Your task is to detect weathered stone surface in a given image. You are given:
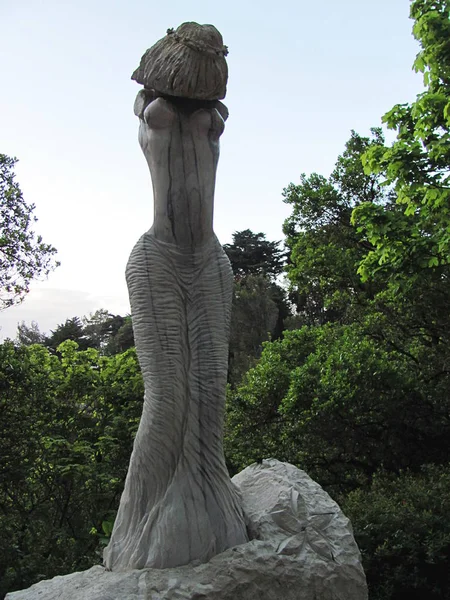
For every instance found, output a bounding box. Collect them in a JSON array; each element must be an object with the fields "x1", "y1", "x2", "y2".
[
  {"x1": 103, "y1": 95, "x2": 248, "y2": 571},
  {"x1": 234, "y1": 460, "x2": 367, "y2": 578},
  {"x1": 7, "y1": 460, "x2": 367, "y2": 600},
  {"x1": 132, "y1": 22, "x2": 228, "y2": 100},
  {"x1": 105, "y1": 23, "x2": 238, "y2": 572}
]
